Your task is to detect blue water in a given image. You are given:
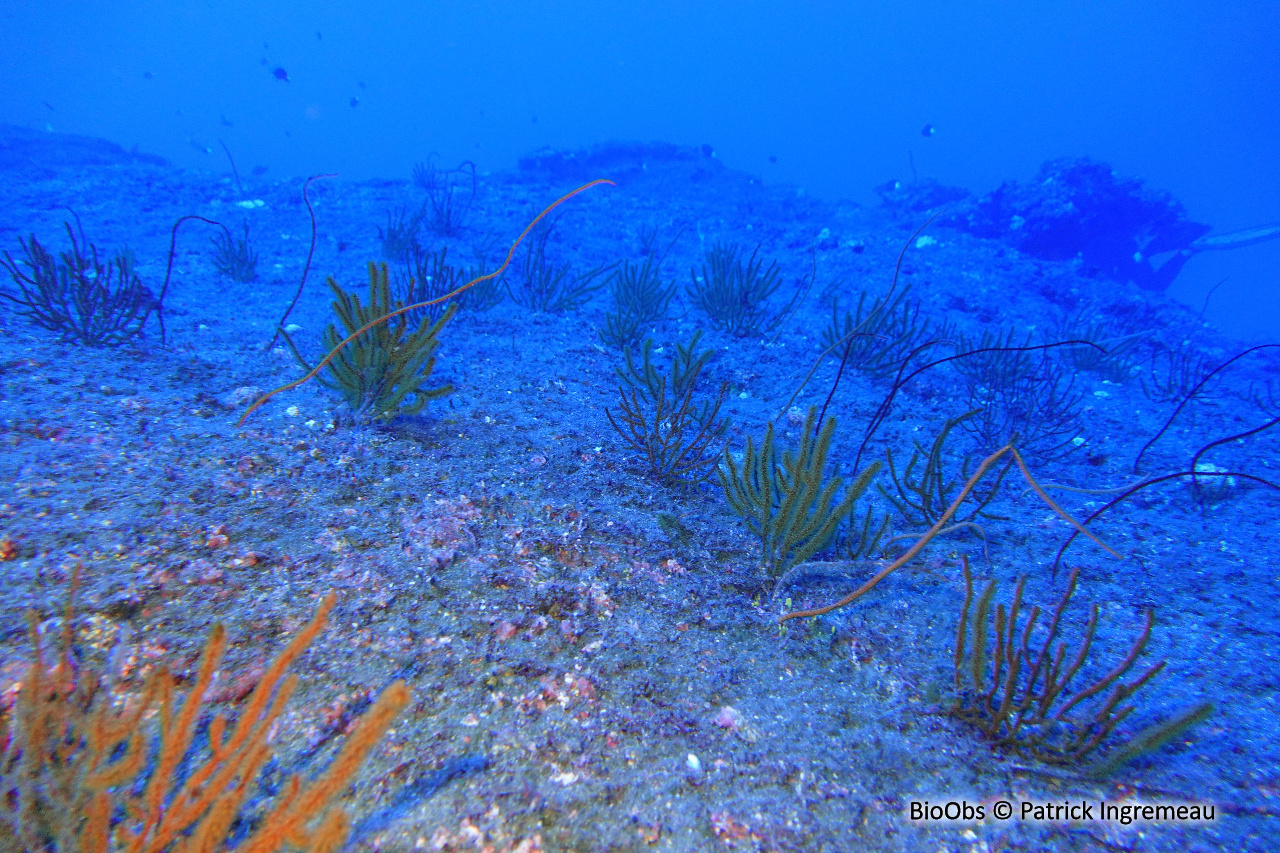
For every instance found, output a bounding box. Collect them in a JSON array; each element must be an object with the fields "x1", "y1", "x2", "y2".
[{"x1": 4, "y1": 1, "x2": 1276, "y2": 341}]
